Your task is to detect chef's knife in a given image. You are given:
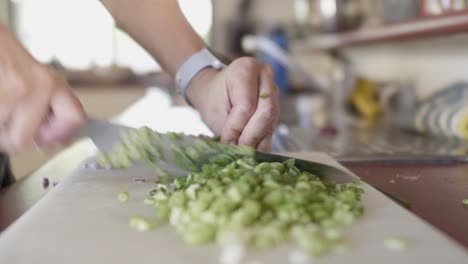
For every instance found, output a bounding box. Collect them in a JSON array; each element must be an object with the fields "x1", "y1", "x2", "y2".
[
  {"x1": 75, "y1": 118, "x2": 358, "y2": 184},
  {"x1": 74, "y1": 118, "x2": 136, "y2": 152}
]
